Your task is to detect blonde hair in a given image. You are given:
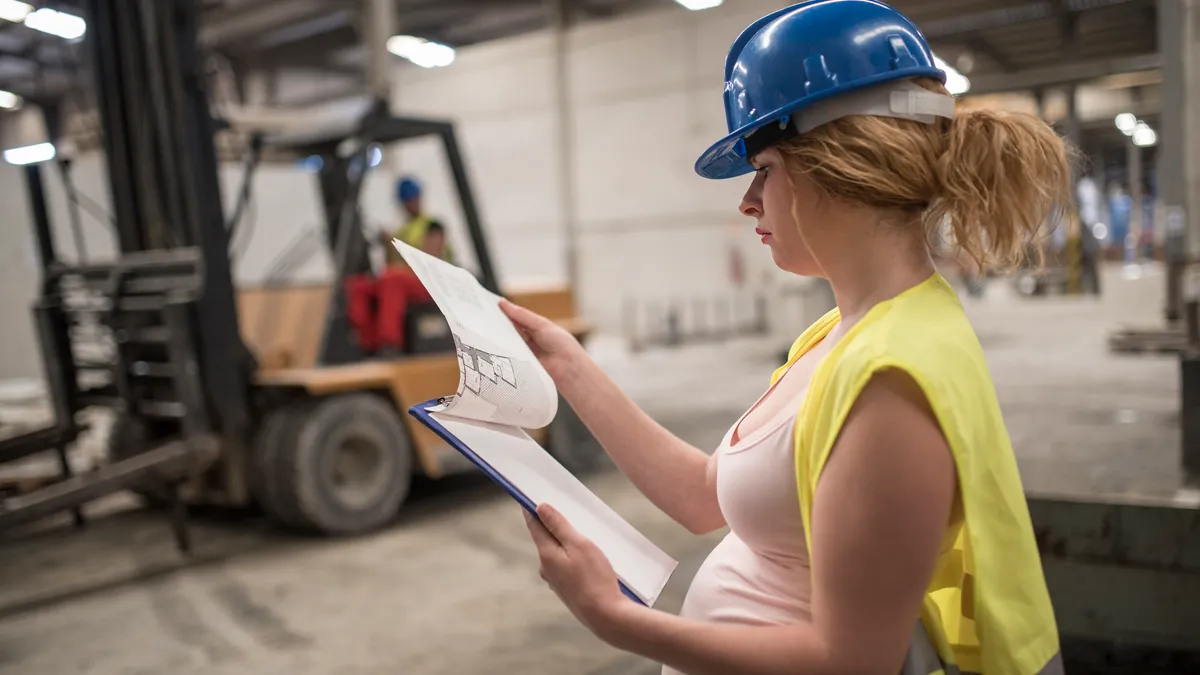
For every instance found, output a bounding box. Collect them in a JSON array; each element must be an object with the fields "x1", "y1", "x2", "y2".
[{"x1": 776, "y1": 77, "x2": 1075, "y2": 271}]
